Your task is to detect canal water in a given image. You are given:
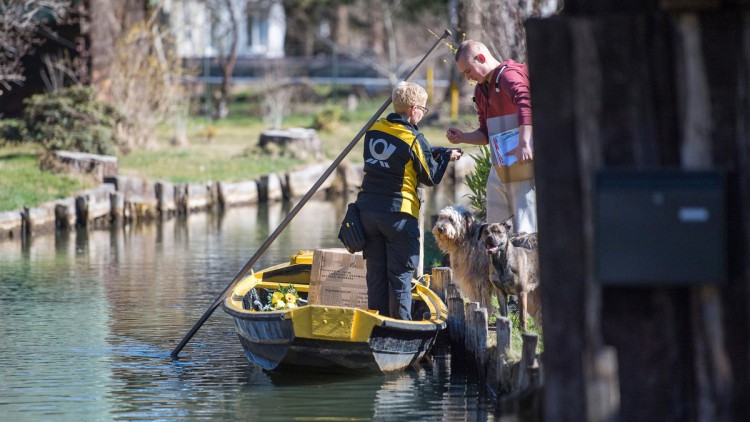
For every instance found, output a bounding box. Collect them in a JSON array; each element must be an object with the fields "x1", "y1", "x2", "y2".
[{"x1": 0, "y1": 193, "x2": 496, "y2": 421}]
